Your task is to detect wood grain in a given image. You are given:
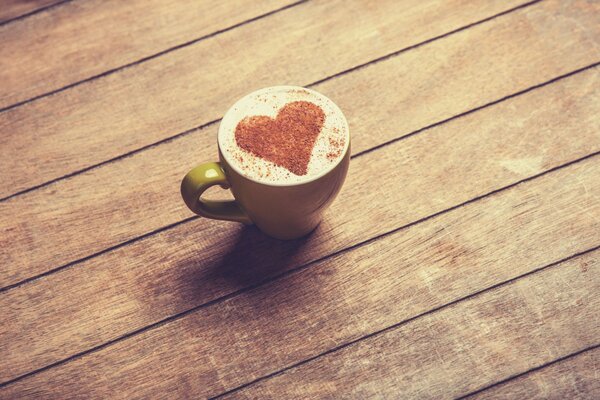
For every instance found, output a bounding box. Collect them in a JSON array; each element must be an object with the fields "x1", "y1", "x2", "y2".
[
  {"x1": 466, "y1": 347, "x2": 600, "y2": 399},
  {"x1": 0, "y1": 0, "x2": 546, "y2": 198},
  {"x1": 2, "y1": 157, "x2": 599, "y2": 397},
  {"x1": 227, "y1": 248, "x2": 600, "y2": 399},
  {"x1": 0, "y1": 0, "x2": 63, "y2": 23},
  {"x1": 0, "y1": 0, "x2": 293, "y2": 108},
  {"x1": 2, "y1": 0, "x2": 599, "y2": 288},
  {"x1": 2, "y1": 66, "x2": 599, "y2": 383}
]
